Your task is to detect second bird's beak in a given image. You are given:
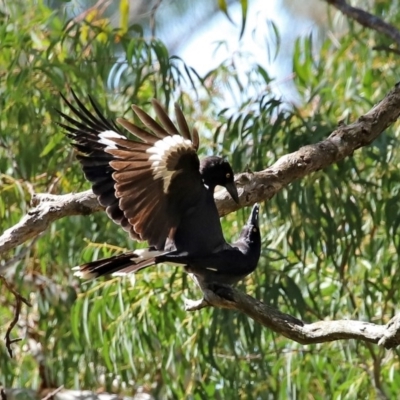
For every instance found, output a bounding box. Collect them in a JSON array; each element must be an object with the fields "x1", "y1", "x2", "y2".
[{"x1": 225, "y1": 182, "x2": 240, "y2": 204}]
